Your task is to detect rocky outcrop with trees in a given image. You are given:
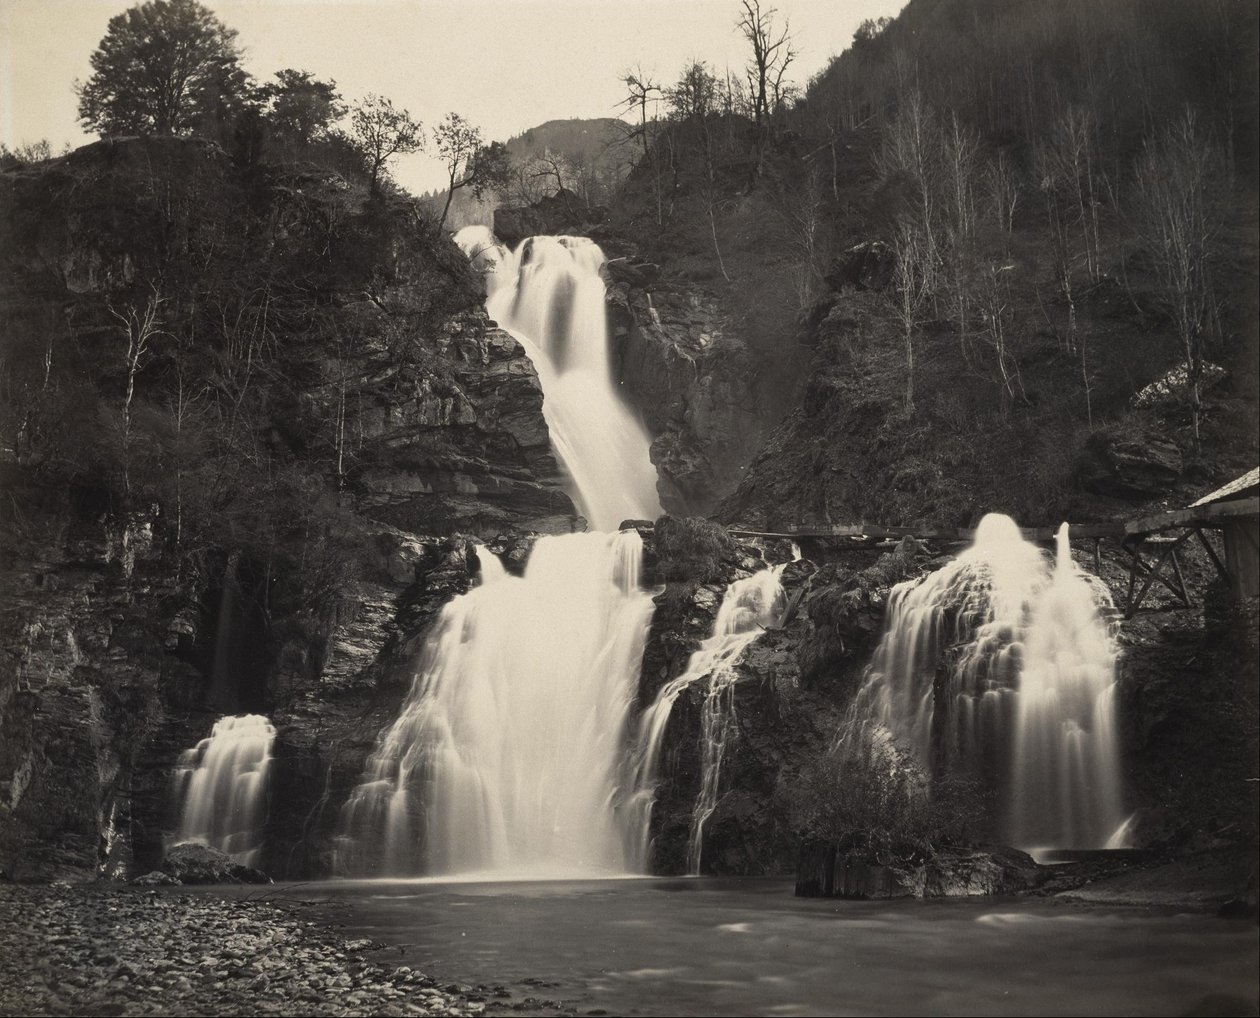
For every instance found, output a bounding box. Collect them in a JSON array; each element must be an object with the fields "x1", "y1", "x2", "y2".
[{"x1": 0, "y1": 129, "x2": 573, "y2": 878}]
